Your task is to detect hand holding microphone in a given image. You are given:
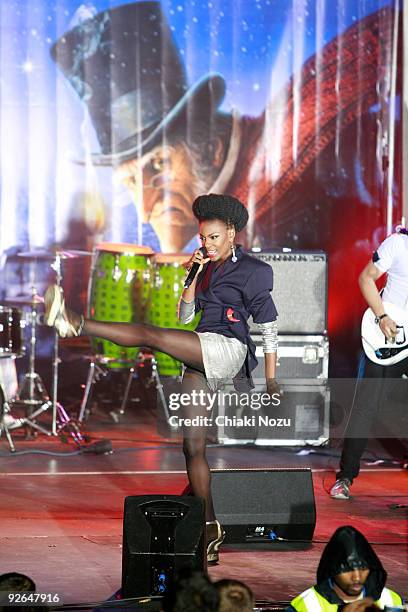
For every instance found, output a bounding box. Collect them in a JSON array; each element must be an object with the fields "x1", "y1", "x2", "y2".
[{"x1": 184, "y1": 247, "x2": 209, "y2": 289}]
